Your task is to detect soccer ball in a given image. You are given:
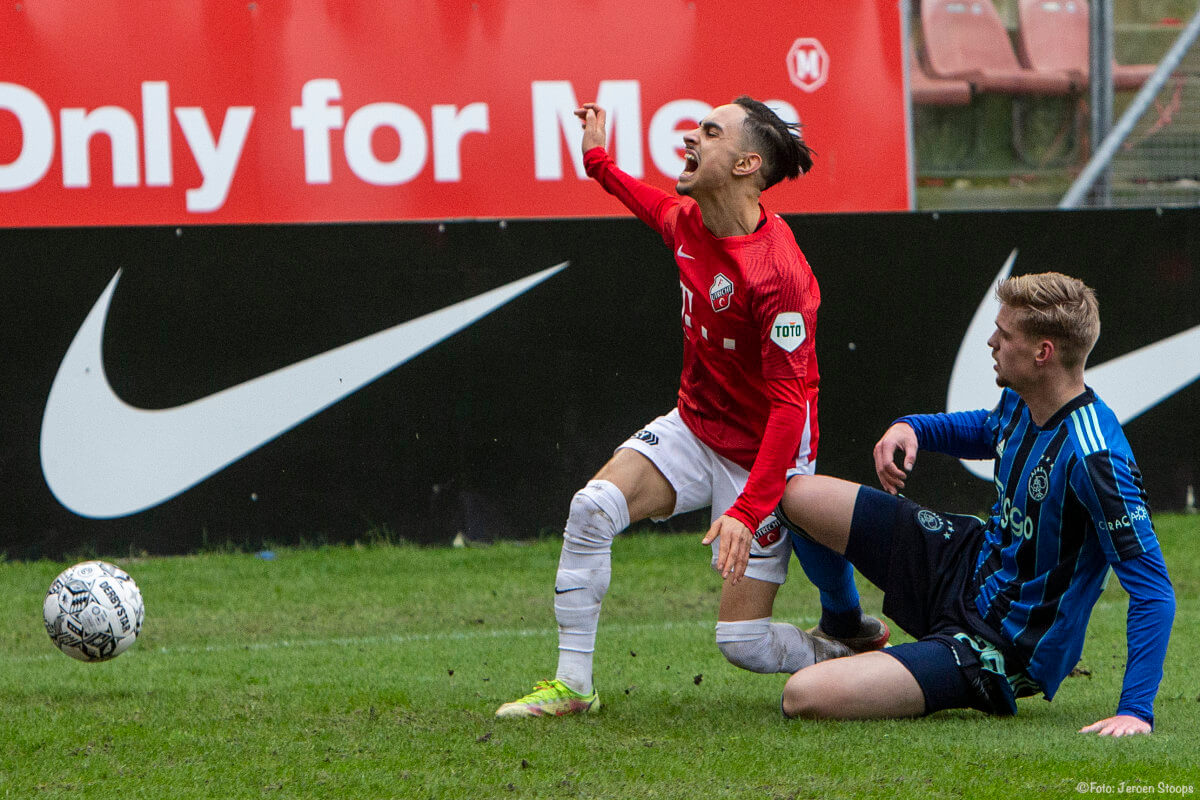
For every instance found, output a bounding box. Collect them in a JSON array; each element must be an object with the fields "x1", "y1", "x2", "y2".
[{"x1": 43, "y1": 561, "x2": 144, "y2": 662}]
